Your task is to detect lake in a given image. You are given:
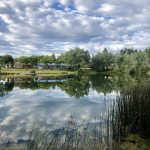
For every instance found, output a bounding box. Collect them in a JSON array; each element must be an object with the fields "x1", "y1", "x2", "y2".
[{"x1": 0, "y1": 75, "x2": 150, "y2": 149}]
